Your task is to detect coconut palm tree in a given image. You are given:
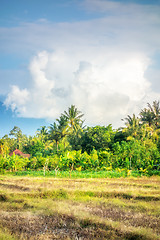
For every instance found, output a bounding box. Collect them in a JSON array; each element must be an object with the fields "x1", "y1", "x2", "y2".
[
  {"x1": 36, "y1": 126, "x2": 48, "y2": 143},
  {"x1": 147, "y1": 100, "x2": 160, "y2": 127},
  {"x1": 48, "y1": 123, "x2": 61, "y2": 152},
  {"x1": 62, "y1": 105, "x2": 84, "y2": 132},
  {"x1": 140, "y1": 108, "x2": 154, "y2": 127},
  {"x1": 122, "y1": 114, "x2": 140, "y2": 139},
  {"x1": 48, "y1": 115, "x2": 69, "y2": 152},
  {"x1": 56, "y1": 115, "x2": 69, "y2": 148},
  {"x1": 56, "y1": 115, "x2": 68, "y2": 137},
  {"x1": 140, "y1": 101, "x2": 160, "y2": 128}
]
